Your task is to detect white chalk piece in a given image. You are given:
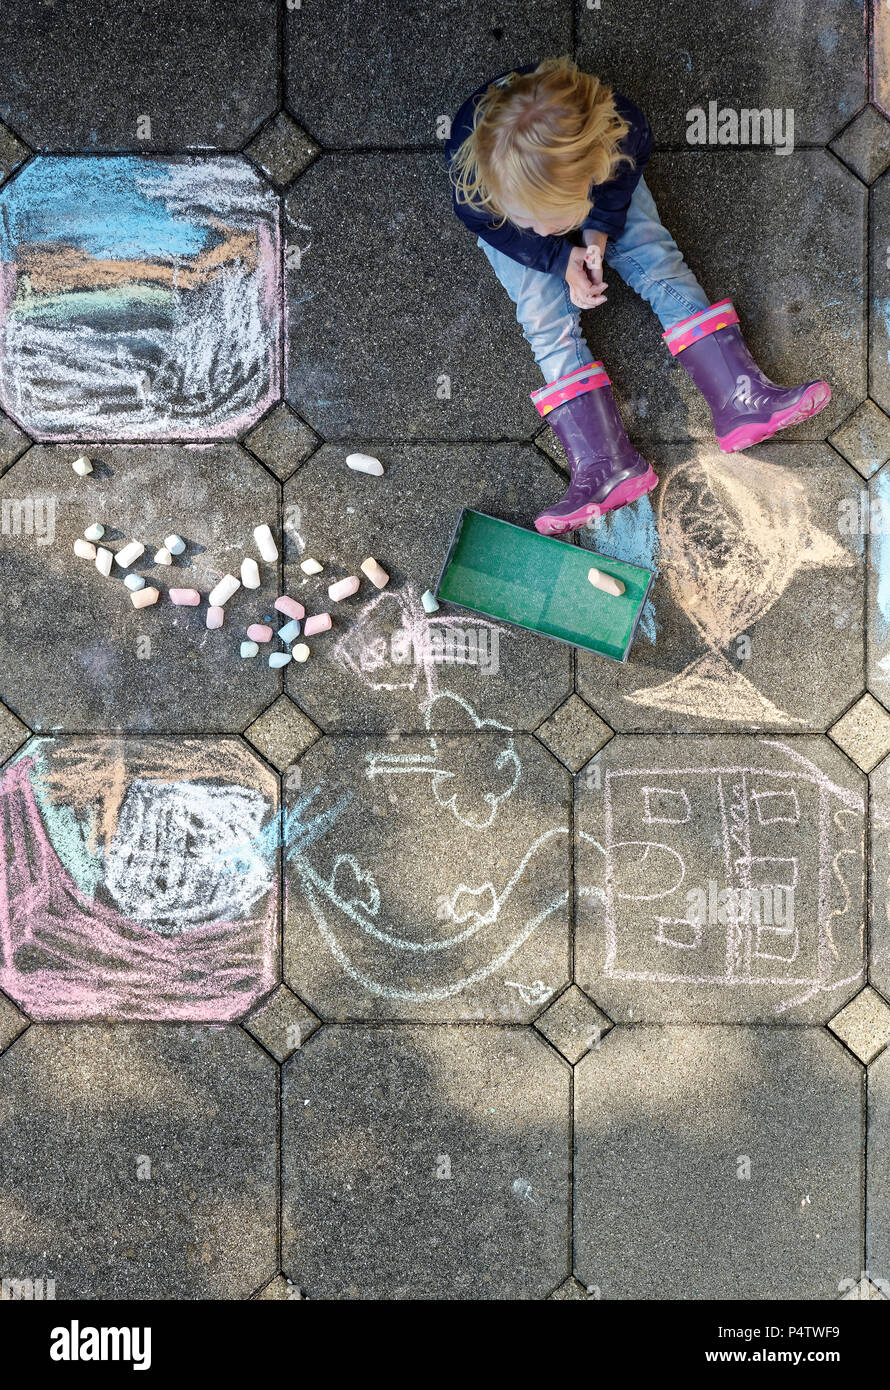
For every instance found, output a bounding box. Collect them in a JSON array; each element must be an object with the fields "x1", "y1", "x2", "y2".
[
  {"x1": 84, "y1": 523, "x2": 105, "y2": 542},
  {"x1": 327, "y1": 575, "x2": 360, "y2": 602},
  {"x1": 206, "y1": 605, "x2": 224, "y2": 630},
  {"x1": 115, "y1": 541, "x2": 145, "y2": 569},
  {"x1": 300, "y1": 557, "x2": 323, "y2": 575},
  {"x1": 278, "y1": 618, "x2": 301, "y2": 644},
  {"x1": 73, "y1": 539, "x2": 96, "y2": 560},
  {"x1": 153, "y1": 547, "x2": 173, "y2": 566},
  {"x1": 241, "y1": 557, "x2": 261, "y2": 589},
  {"x1": 253, "y1": 523, "x2": 278, "y2": 563},
  {"x1": 421, "y1": 589, "x2": 440, "y2": 614},
  {"x1": 169, "y1": 588, "x2": 200, "y2": 606},
  {"x1": 293, "y1": 643, "x2": 311, "y2": 662},
  {"x1": 165, "y1": 534, "x2": 186, "y2": 556},
  {"x1": 360, "y1": 556, "x2": 389, "y2": 589},
  {"x1": 346, "y1": 452, "x2": 384, "y2": 476},
  {"x1": 240, "y1": 640, "x2": 259, "y2": 659},
  {"x1": 269, "y1": 651, "x2": 292, "y2": 668},
  {"x1": 208, "y1": 574, "x2": 240, "y2": 607},
  {"x1": 587, "y1": 566, "x2": 625, "y2": 597},
  {"x1": 95, "y1": 547, "x2": 113, "y2": 577},
  {"x1": 124, "y1": 573, "x2": 146, "y2": 592},
  {"x1": 130, "y1": 586, "x2": 159, "y2": 609},
  {"x1": 72, "y1": 455, "x2": 93, "y2": 476}
]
